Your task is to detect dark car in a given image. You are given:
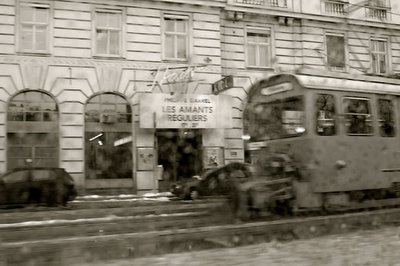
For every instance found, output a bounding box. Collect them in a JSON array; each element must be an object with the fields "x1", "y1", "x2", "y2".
[
  {"x1": 0, "y1": 167, "x2": 77, "y2": 207},
  {"x1": 170, "y1": 162, "x2": 253, "y2": 200}
]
